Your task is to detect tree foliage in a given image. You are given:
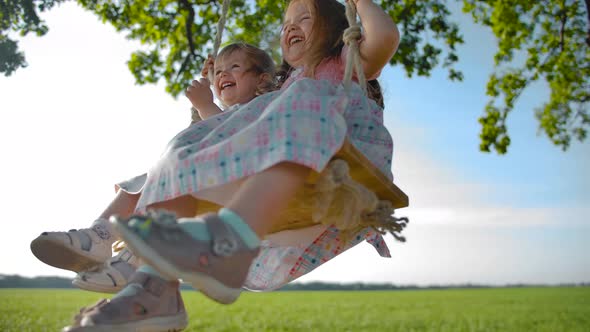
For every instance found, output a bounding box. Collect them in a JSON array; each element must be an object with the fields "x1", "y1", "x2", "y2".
[
  {"x1": 463, "y1": 0, "x2": 590, "y2": 153},
  {"x1": 0, "y1": 0, "x2": 66, "y2": 75},
  {"x1": 1, "y1": 0, "x2": 588, "y2": 153},
  {"x1": 0, "y1": 1, "x2": 463, "y2": 100}
]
